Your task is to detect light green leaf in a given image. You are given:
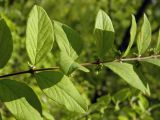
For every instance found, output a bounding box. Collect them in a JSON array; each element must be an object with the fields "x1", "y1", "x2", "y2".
[
  {"x1": 143, "y1": 58, "x2": 160, "y2": 67},
  {"x1": 155, "y1": 29, "x2": 160, "y2": 53},
  {"x1": 137, "y1": 14, "x2": 151, "y2": 55},
  {"x1": 26, "y1": 5, "x2": 54, "y2": 65},
  {"x1": 59, "y1": 52, "x2": 89, "y2": 75},
  {"x1": 0, "y1": 19, "x2": 13, "y2": 69},
  {"x1": 53, "y1": 20, "x2": 83, "y2": 60},
  {"x1": 35, "y1": 71, "x2": 88, "y2": 113},
  {"x1": 123, "y1": 15, "x2": 137, "y2": 57},
  {"x1": 94, "y1": 9, "x2": 114, "y2": 58},
  {"x1": 0, "y1": 79, "x2": 42, "y2": 120},
  {"x1": 104, "y1": 62, "x2": 149, "y2": 95},
  {"x1": 53, "y1": 21, "x2": 85, "y2": 74}
]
